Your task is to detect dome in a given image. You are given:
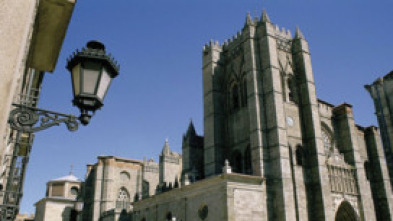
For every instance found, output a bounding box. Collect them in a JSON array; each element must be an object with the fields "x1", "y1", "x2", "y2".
[{"x1": 50, "y1": 174, "x2": 81, "y2": 183}]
